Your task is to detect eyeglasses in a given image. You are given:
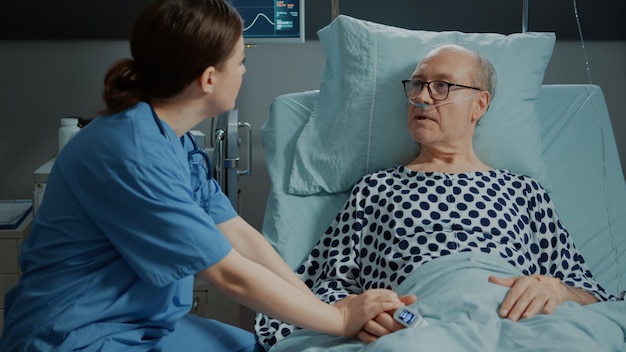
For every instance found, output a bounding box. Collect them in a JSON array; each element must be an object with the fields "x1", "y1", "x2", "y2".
[{"x1": 402, "y1": 79, "x2": 481, "y2": 101}]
